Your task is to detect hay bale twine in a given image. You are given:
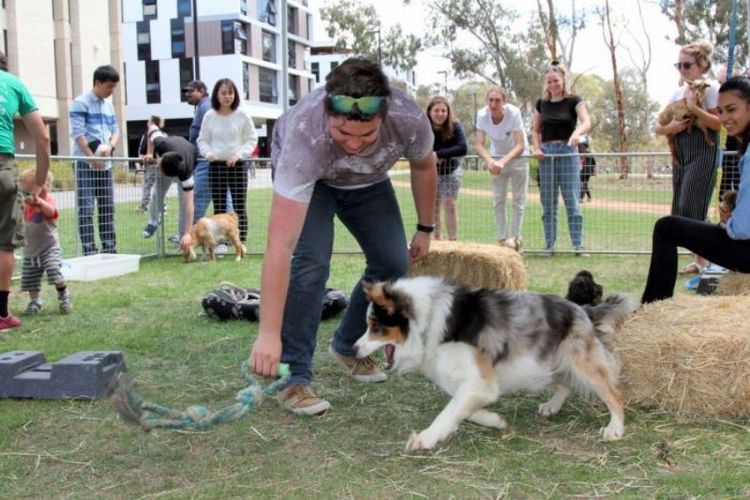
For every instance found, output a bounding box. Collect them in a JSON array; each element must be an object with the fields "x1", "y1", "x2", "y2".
[
  {"x1": 715, "y1": 271, "x2": 750, "y2": 296},
  {"x1": 613, "y1": 295, "x2": 750, "y2": 418},
  {"x1": 409, "y1": 240, "x2": 527, "y2": 290}
]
